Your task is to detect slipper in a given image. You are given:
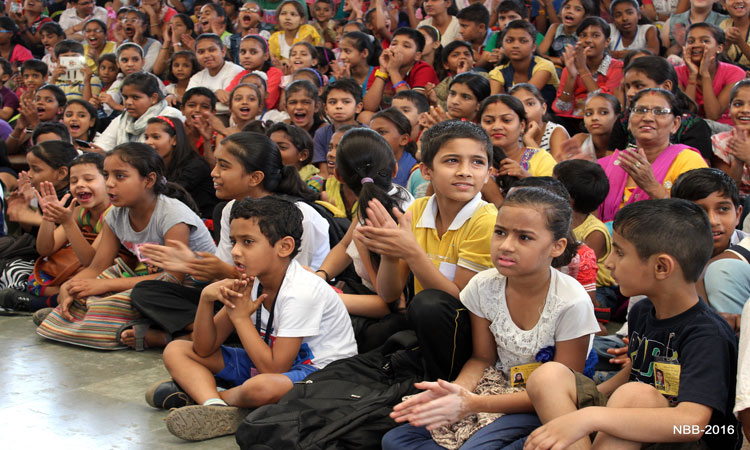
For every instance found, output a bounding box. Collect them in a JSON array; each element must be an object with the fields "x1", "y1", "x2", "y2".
[{"x1": 115, "y1": 319, "x2": 151, "y2": 351}]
